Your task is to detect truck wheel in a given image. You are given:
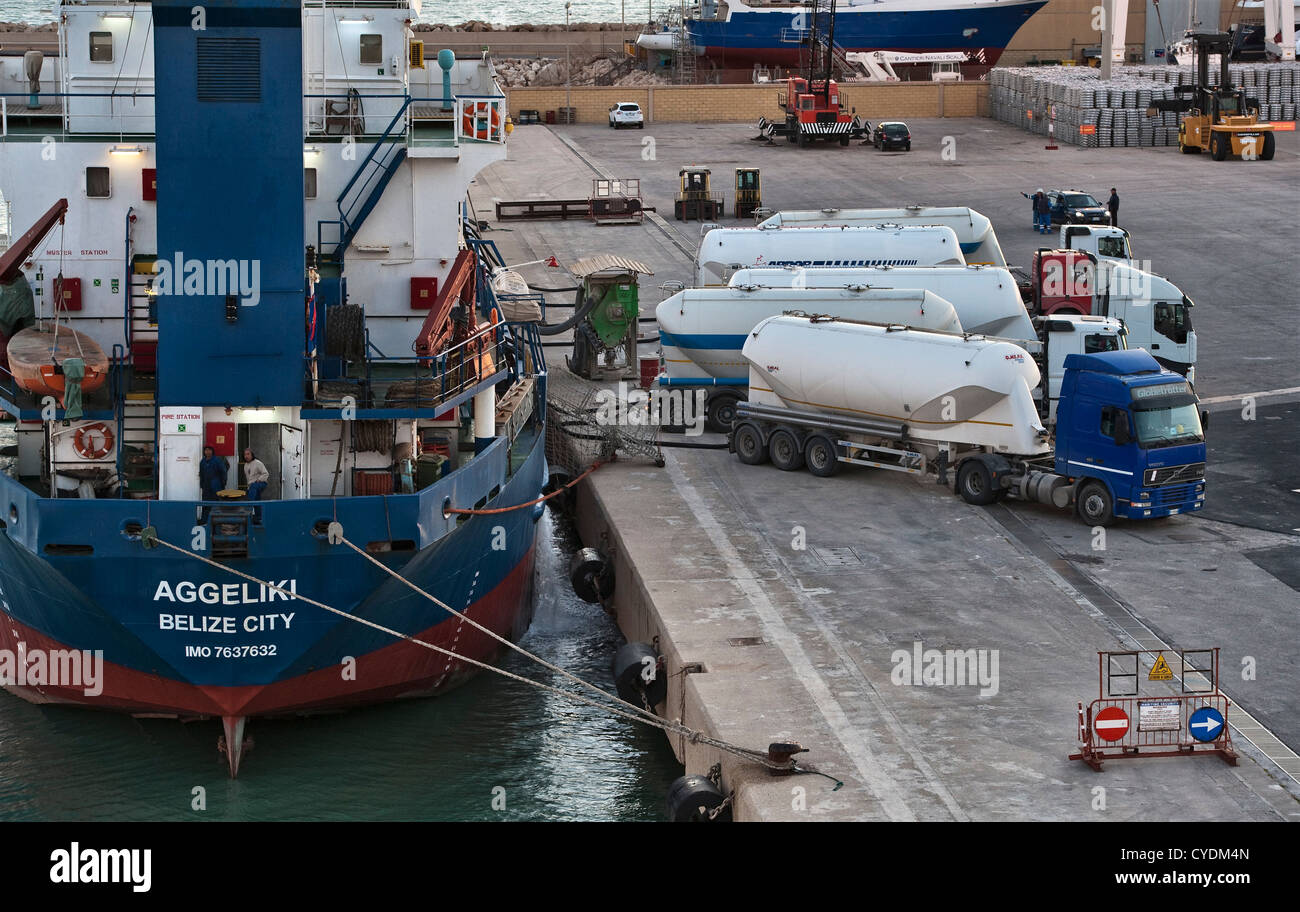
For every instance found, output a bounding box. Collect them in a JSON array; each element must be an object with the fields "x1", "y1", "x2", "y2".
[
  {"x1": 705, "y1": 393, "x2": 741, "y2": 434},
  {"x1": 768, "y1": 429, "x2": 805, "y2": 471},
  {"x1": 956, "y1": 460, "x2": 998, "y2": 506},
  {"x1": 838, "y1": 136, "x2": 850, "y2": 146},
  {"x1": 1260, "y1": 133, "x2": 1275, "y2": 160},
  {"x1": 1211, "y1": 133, "x2": 1227, "y2": 161},
  {"x1": 733, "y1": 423, "x2": 767, "y2": 466},
  {"x1": 798, "y1": 133, "x2": 811, "y2": 148},
  {"x1": 1075, "y1": 480, "x2": 1115, "y2": 527},
  {"x1": 804, "y1": 435, "x2": 840, "y2": 477}
]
